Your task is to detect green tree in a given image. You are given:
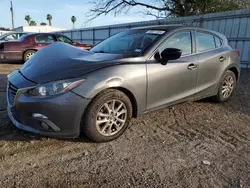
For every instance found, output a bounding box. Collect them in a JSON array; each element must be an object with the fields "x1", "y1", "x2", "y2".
[
  {"x1": 25, "y1": 15, "x2": 31, "y2": 25},
  {"x1": 29, "y1": 20, "x2": 37, "y2": 26},
  {"x1": 0, "y1": 27, "x2": 10, "y2": 31},
  {"x1": 71, "y1": 16, "x2": 77, "y2": 28},
  {"x1": 87, "y1": 0, "x2": 250, "y2": 20},
  {"x1": 47, "y1": 14, "x2": 53, "y2": 26},
  {"x1": 40, "y1": 22, "x2": 47, "y2": 26}
]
